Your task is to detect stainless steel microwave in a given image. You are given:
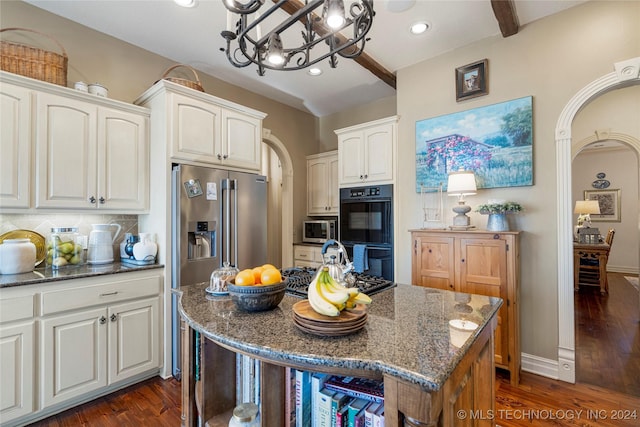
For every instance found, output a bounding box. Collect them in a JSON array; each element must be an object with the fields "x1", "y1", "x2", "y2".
[{"x1": 302, "y1": 220, "x2": 336, "y2": 243}]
